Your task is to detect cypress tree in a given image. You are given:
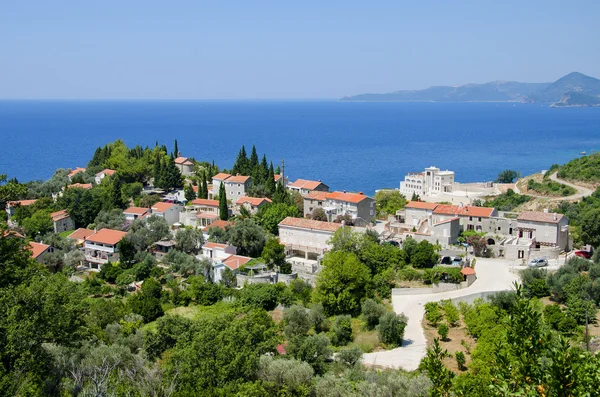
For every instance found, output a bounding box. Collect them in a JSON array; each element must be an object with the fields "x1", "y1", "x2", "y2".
[
  {"x1": 250, "y1": 145, "x2": 259, "y2": 169},
  {"x1": 260, "y1": 154, "x2": 269, "y2": 181},
  {"x1": 232, "y1": 145, "x2": 249, "y2": 175},
  {"x1": 174, "y1": 139, "x2": 179, "y2": 158},
  {"x1": 265, "y1": 162, "x2": 276, "y2": 197},
  {"x1": 219, "y1": 182, "x2": 229, "y2": 220},
  {"x1": 202, "y1": 172, "x2": 209, "y2": 199}
]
